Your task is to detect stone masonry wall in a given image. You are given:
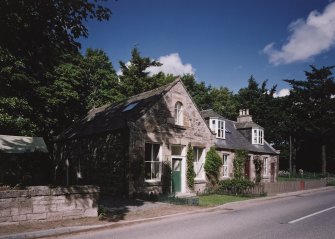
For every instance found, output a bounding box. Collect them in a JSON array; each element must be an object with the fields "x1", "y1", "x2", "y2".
[
  {"x1": 128, "y1": 81, "x2": 215, "y2": 195},
  {"x1": 54, "y1": 130, "x2": 129, "y2": 195},
  {"x1": 0, "y1": 185, "x2": 99, "y2": 225}
]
